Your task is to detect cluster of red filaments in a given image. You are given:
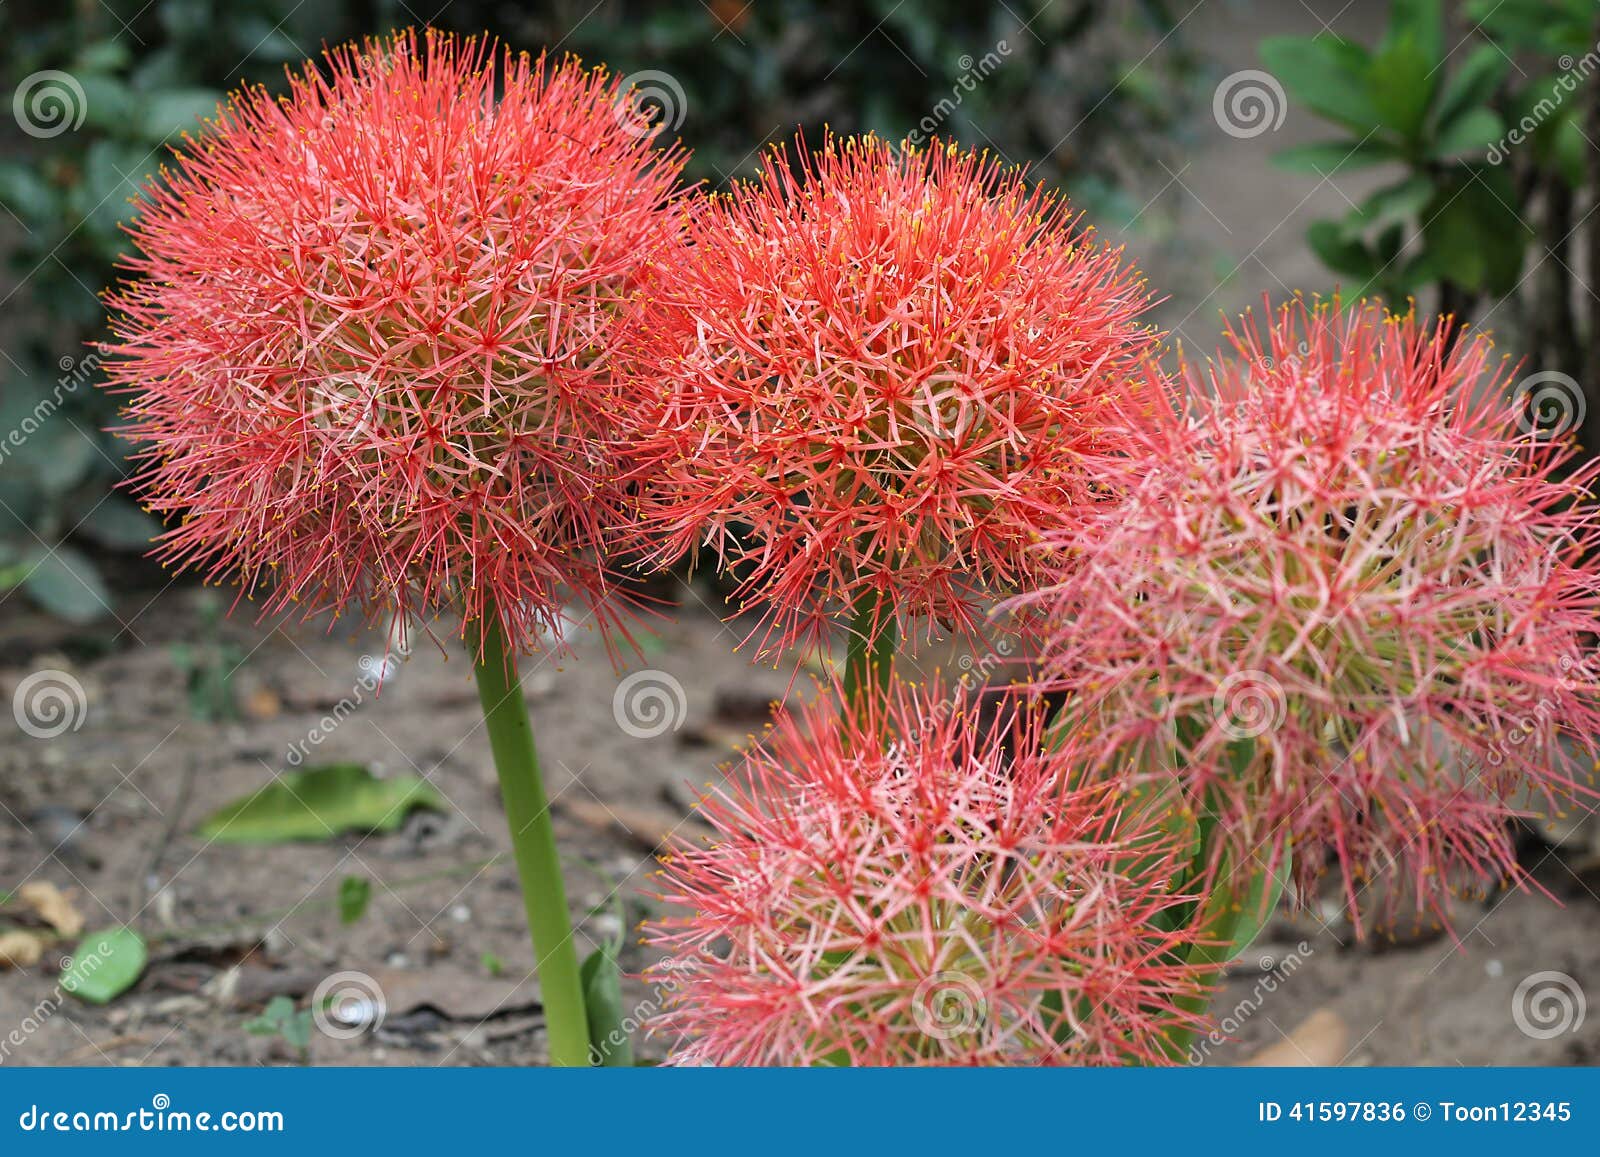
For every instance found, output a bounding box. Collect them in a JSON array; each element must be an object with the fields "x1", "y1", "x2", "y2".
[
  {"x1": 102, "y1": 30, "x2": 684, "y2": 650},
  {"x1": 1023, "y1": 300, "x2": 1600, "y2": 923},
  {"x1": 643, "y1": 685, "x2": 1212, "y2": 1066},
  {"x1": 622, "y1": 135, "x2": 1159, "y2": 660}
]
